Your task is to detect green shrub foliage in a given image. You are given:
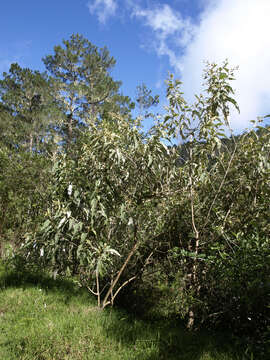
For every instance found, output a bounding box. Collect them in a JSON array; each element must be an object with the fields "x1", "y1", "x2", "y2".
[
  {"x1": 1, "y1": 42, "x2": 268, "y2": 356},
  {"x1": 20, "y1": 115, "x2": 178, "y2": 308}
]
